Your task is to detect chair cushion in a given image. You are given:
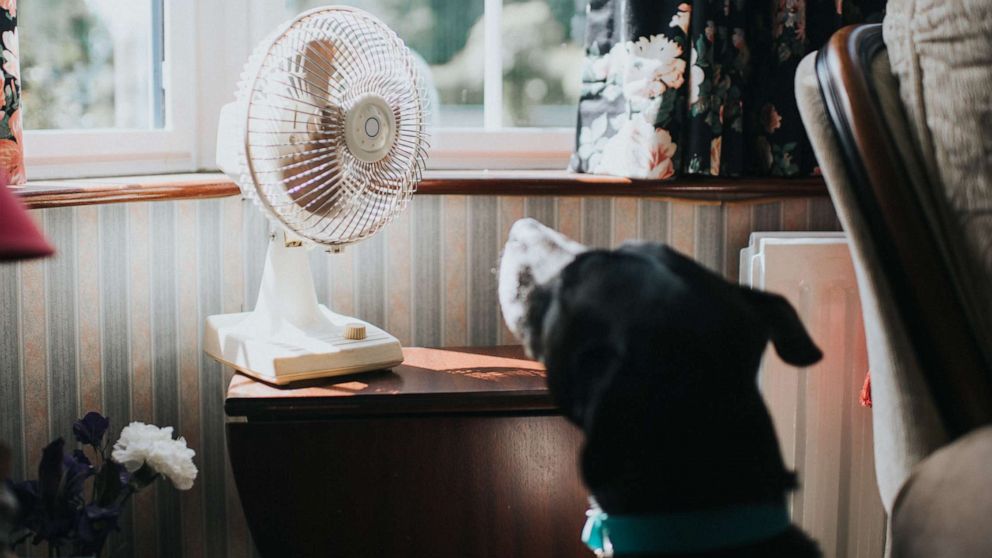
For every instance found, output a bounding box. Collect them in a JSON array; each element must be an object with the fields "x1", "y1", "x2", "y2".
[
  {"x1": 891, "y1": 426, "x2": 992, "y2": 558},
  {"x1": 884, "y1": 0, "x2": 992, "y2": 321}
]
